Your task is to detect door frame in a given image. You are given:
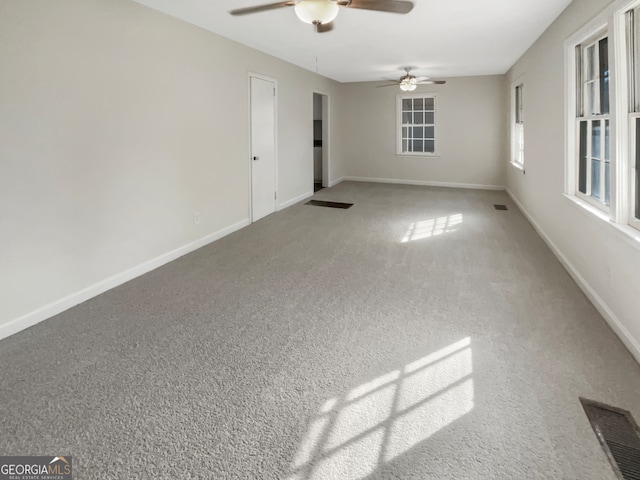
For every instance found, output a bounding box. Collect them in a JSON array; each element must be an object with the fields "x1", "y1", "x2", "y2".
[
  {"x1": 312, "y1": 90, "x2": 331, "y2": 188},
  {"x1": 248, "y1": 72, "x2": 278, "y2": 222}
]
